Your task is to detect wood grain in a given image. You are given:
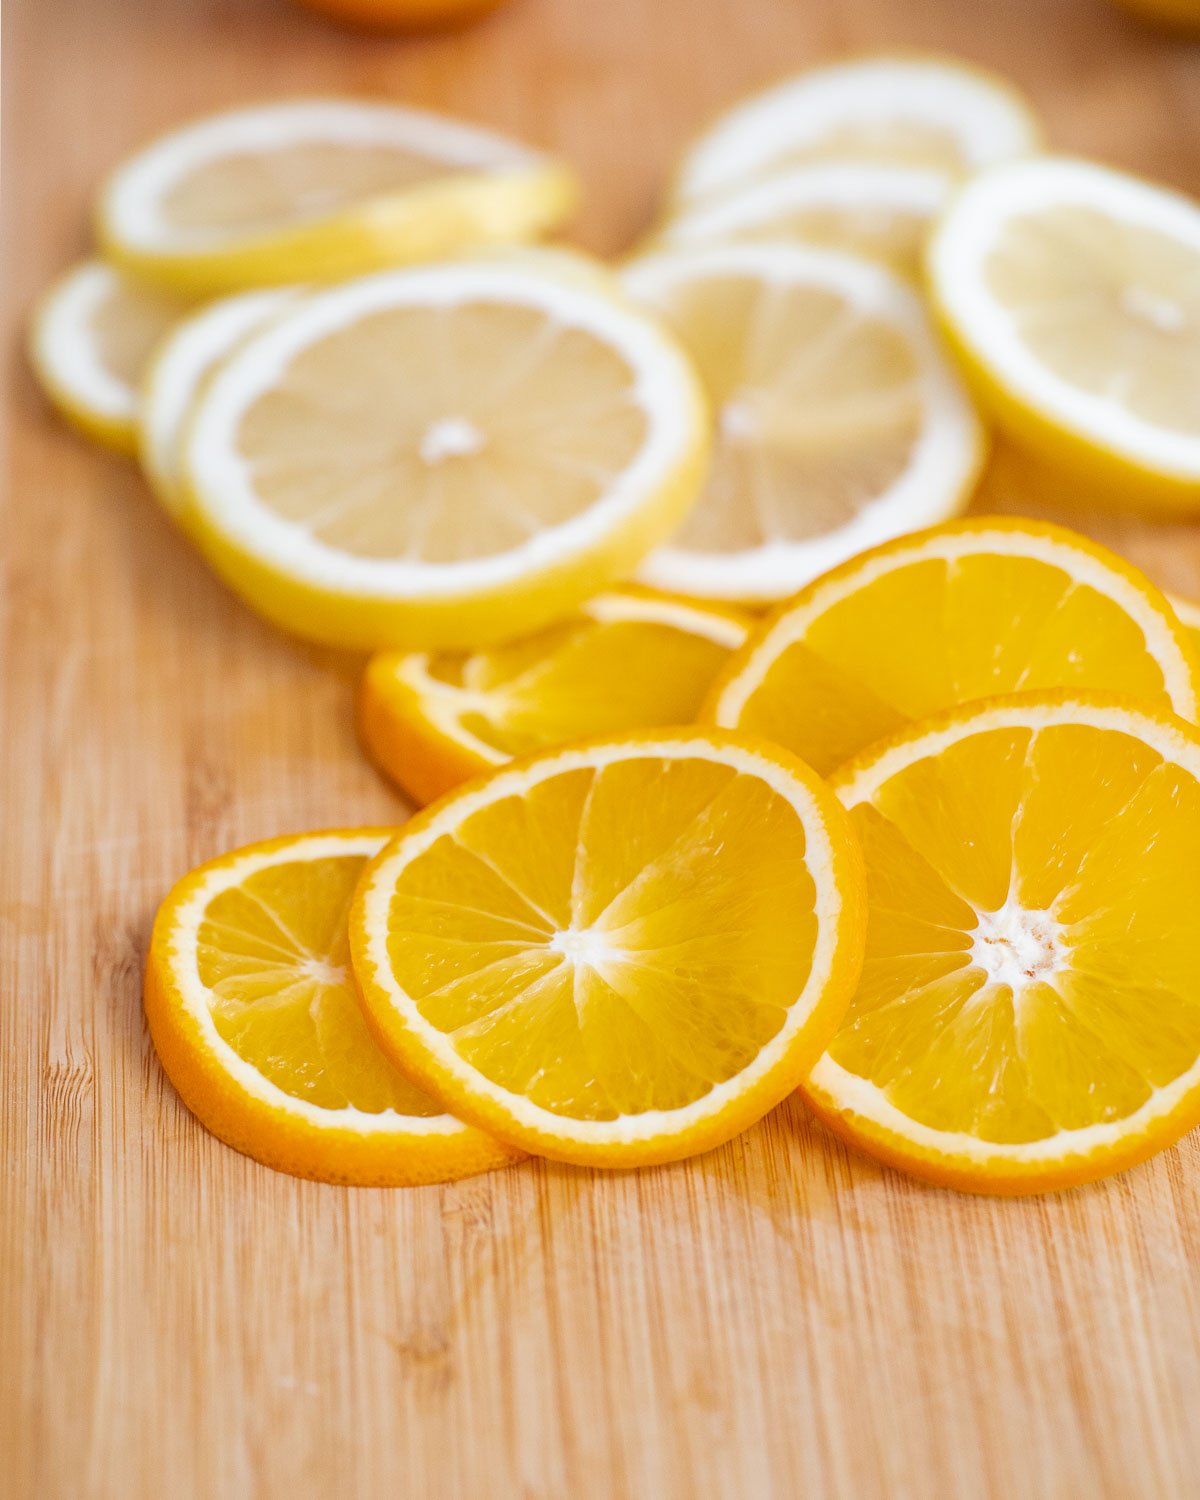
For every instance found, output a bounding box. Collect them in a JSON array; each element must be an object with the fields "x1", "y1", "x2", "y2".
[{"x1": 4, "y1": 2, "x2": 1200, "y2": 1496}]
